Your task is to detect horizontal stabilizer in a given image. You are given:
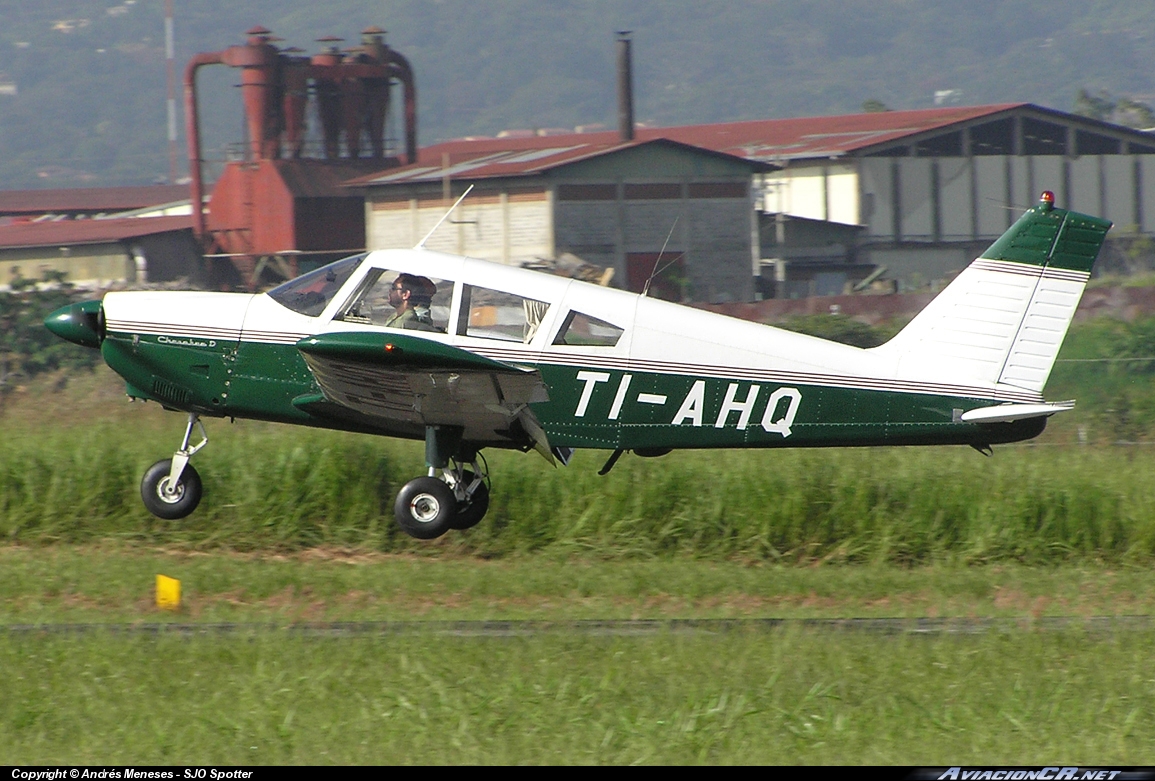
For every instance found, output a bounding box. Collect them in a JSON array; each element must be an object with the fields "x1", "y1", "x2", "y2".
[{"x1": 959, "y1": 400, "x2": 1075, "y2": 424}]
